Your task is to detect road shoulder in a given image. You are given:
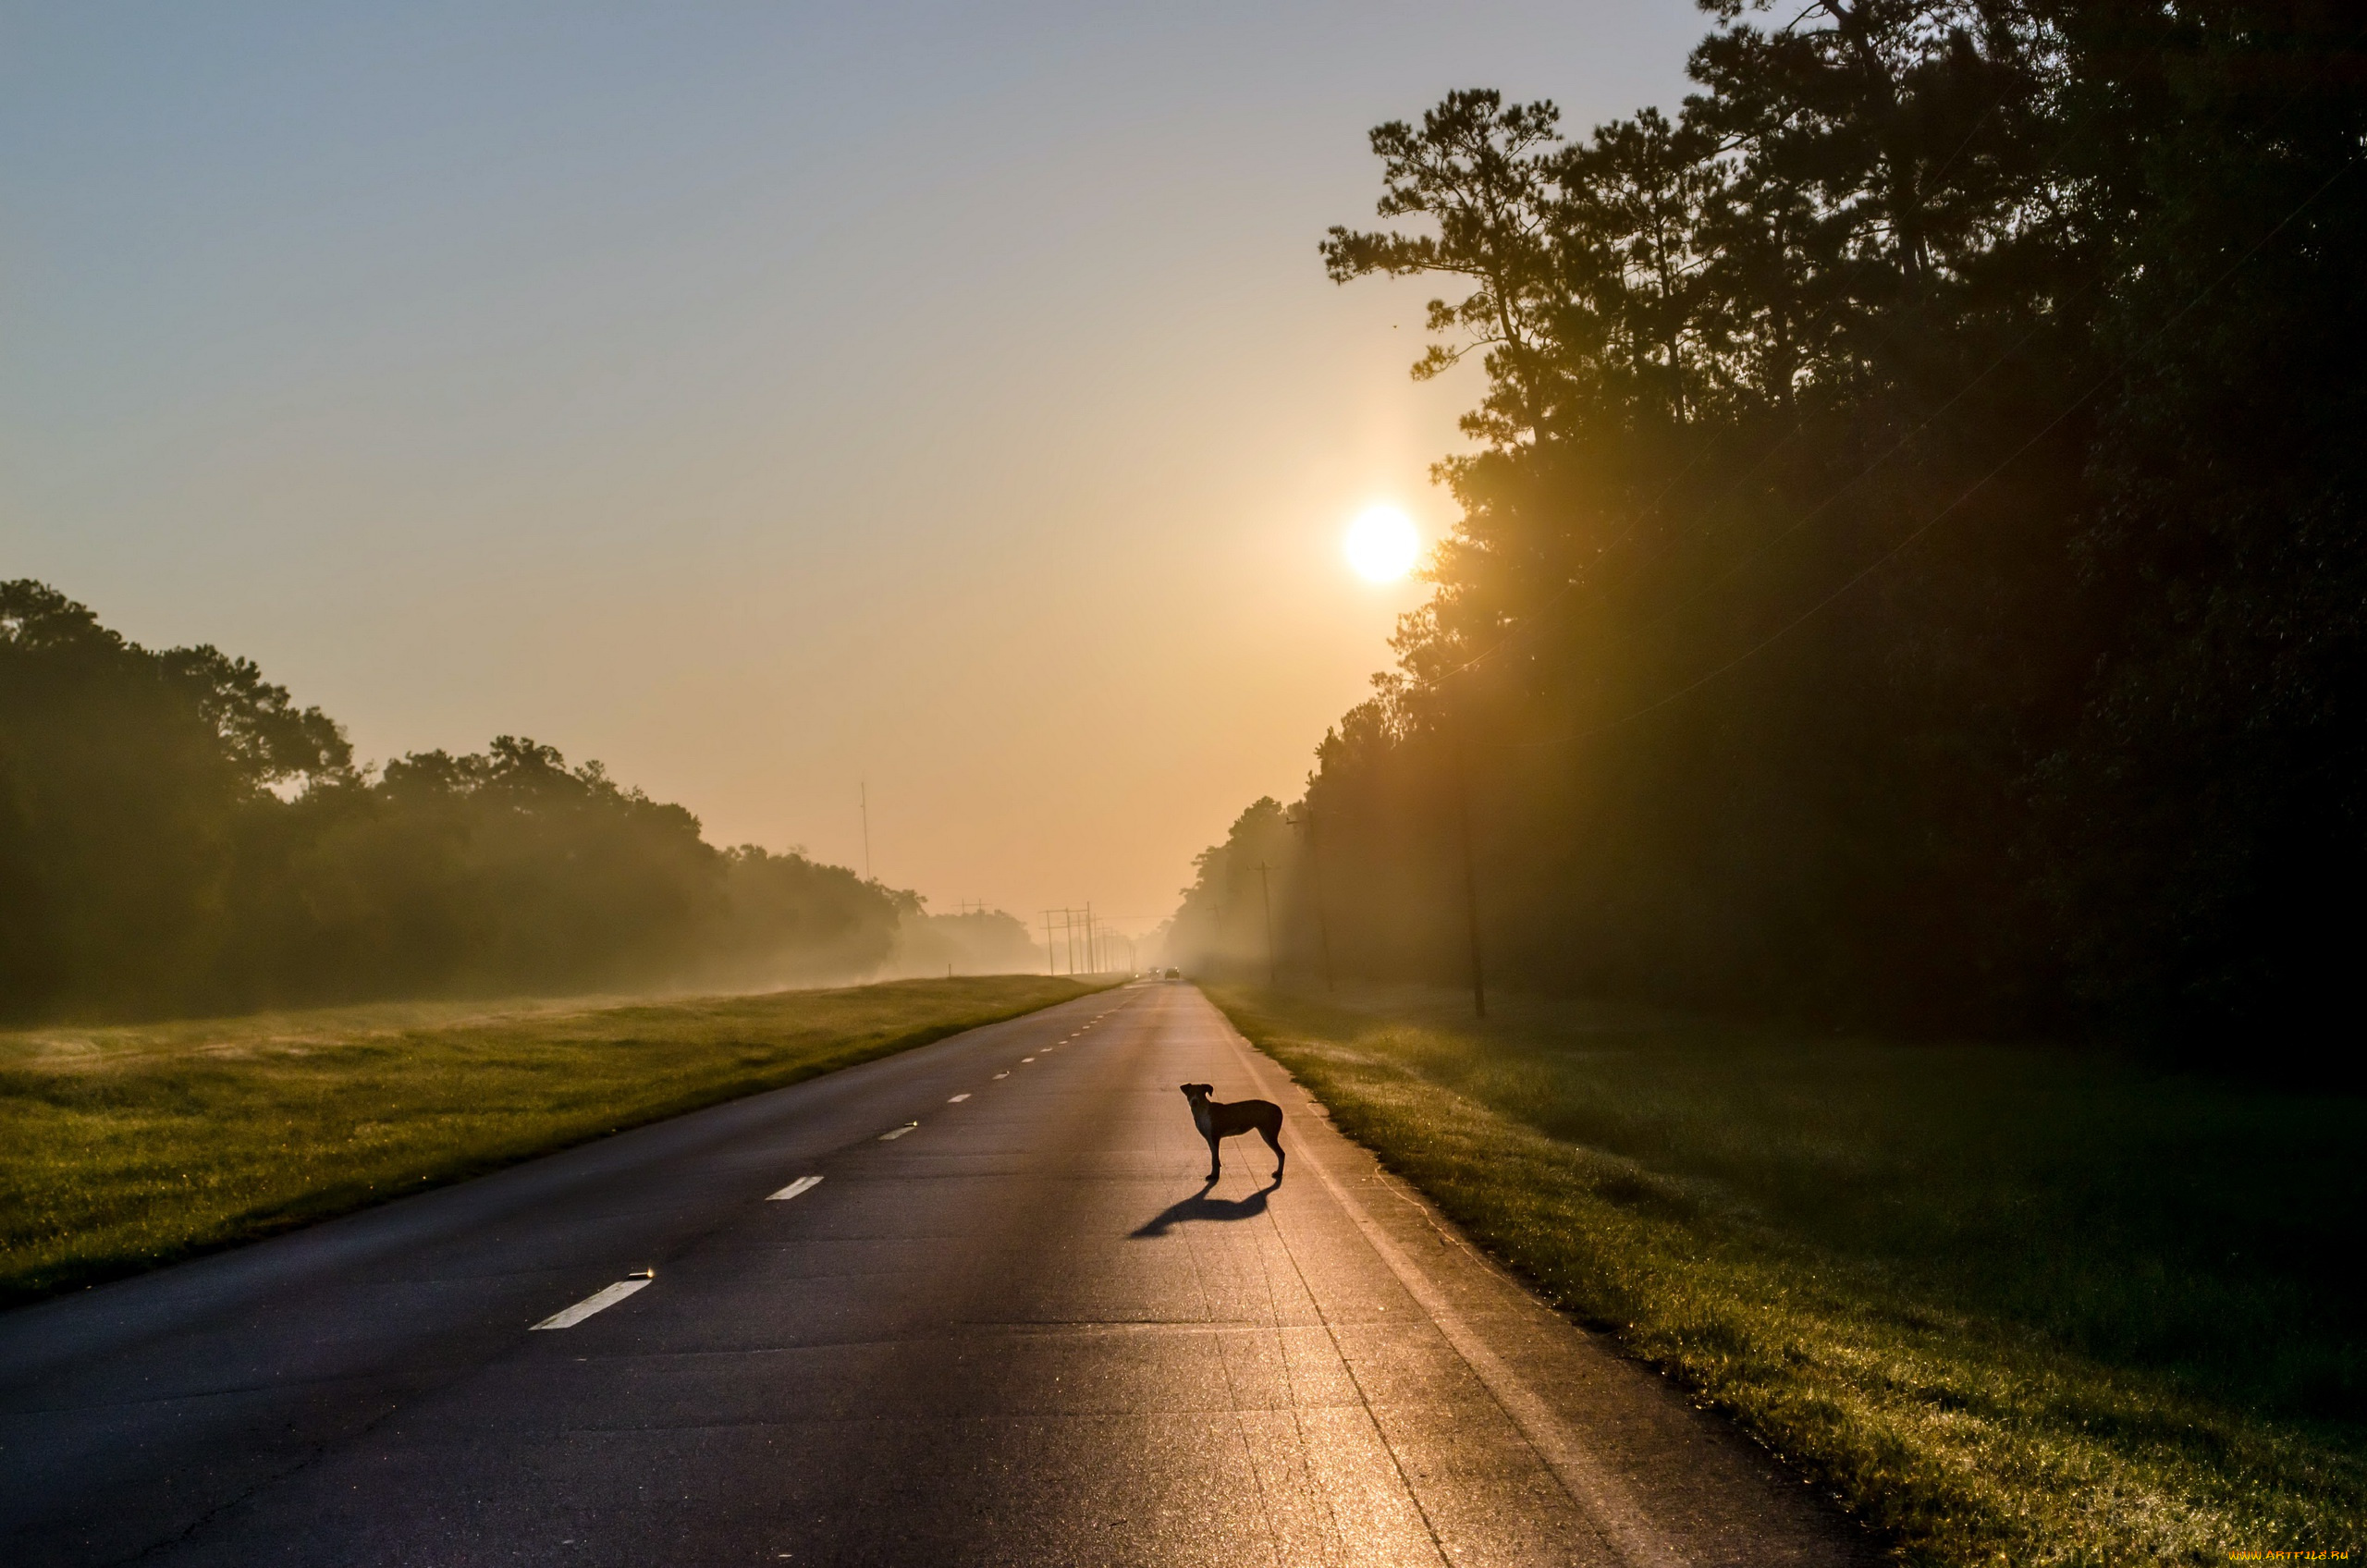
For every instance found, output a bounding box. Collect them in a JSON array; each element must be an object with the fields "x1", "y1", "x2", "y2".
[{"x1": 1212, "y1": 995, "x2": 1884, "y2": 1568}]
